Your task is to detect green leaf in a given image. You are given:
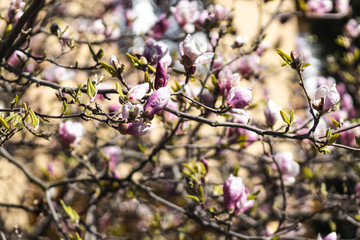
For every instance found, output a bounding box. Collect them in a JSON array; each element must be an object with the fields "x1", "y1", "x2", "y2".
[
  {"x1": 0, "y1": 116, "x2": 10, "y2": 131},
  {"x1": 86, "y1": 78, "x2": 97, "y2": 99},
  {"x1": 125, "y1": 53, "x2": 140, "y2": 67},
  {"x1": 290, "y1": 108, "x2": 294, "y2": 124},
  {"x1": 199, "y1": 186, "x2": 204, "y2": 202},
  {"x1": 276, "y1": 48, "x2": 292, "y2": 65},
  {"x1": 328, "y1": 134, "x2": 339, "y2": 145},
  {"x1": 137, "y1": 143, "x2": 146, "y2": 154},
  {"x1": 187, "y1": 195, "x2": 200, "y2": 203},
  {"x1": 87, "y1": 43, "x2": 97, "y2": 62},
  {"x1": 99, "y1": 61, "x2": 116, "y2": 76},
  {"x1": 280, "y1": 110, "x2": 290, "y2": 125},
  {"x1": 62, "y1": 100, "x2": 67, "y2": 113},
  {"x1": 247, "y1": 189, "x2": 261, "y2": 200},
  {"x1": 96, "y1": 49, "x2": 104, "y2": 60},
  {"x1": 116, "y1": 82, "x2": 125, "y2": 98},
  {"x1": 75, "y1": 83, "x2": 82, "y2": 102},
  {"x1": 147, "y1": 65, "x2": 156, "y2": 73},
  {"x1": 10, "y1": 95, "x2": 18, "y2": 110},
  {"x1": 303, "y1": 167, "x2": 313, "y2": 180},
  {"x1": 302, "y1": 63, "x2": 311, "y2": 68},
  {"x1": 355, "y1": 136, "x2": 360, "y2": 148},
  {"x1": 320, "y1": 146, "x2": 331, "y2": 154},
  {"x1": 182, "y1": 163, "x2": 197, "y2": 174},
  {"x1": 60, "y1": 200, "x2": 79, "y2": 223},
  {"x1": 29, "y1": 109, "x2": 39, "y2": 129},
  {"x1": 331, "y1": 118, "x2": 340, "y2": 128},
  {"x1": 325, "y1": 128, "x2": 331, "y2": 139},
  {"x1": 321, "y1": 182, "x2": 328, "y2": 197}
]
